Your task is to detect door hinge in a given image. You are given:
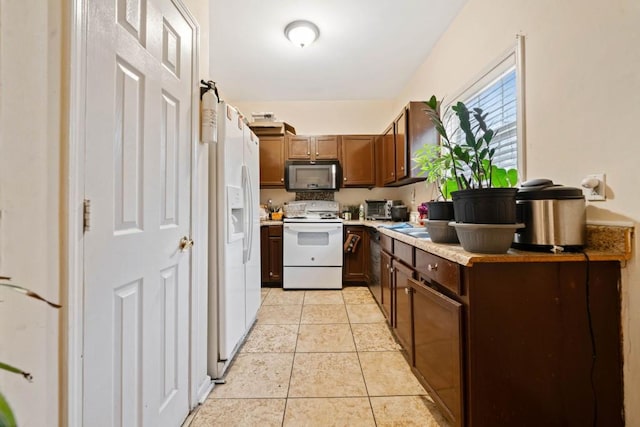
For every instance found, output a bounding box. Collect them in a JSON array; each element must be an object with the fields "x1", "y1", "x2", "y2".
[{"x1": 83, "y1": 199, "x2": 91, "y2": 232}]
